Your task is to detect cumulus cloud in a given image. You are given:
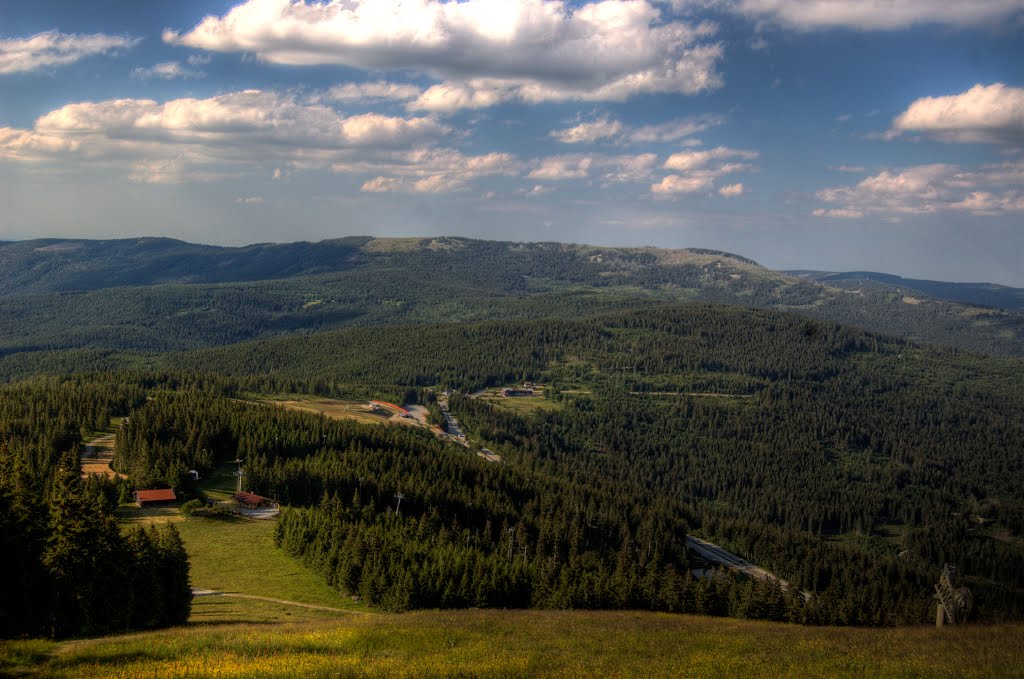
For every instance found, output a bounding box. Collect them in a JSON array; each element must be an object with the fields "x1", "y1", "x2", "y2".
[
  {"x1": 718, "y1": 182, "x2": 744, "y2": 196},
  {"x1": 663, "y1": 145, "x2": 758, "y2": 171},
  {"x1": 599, "y1": 153, "x2": 660, "y2": 184},
  {"x1": 521, "y1": 152, "x2": 661, "y2": 187},
  {"x1": 551, "y1": 114, "x2": 722, "y2": 145},
  {"x1": 707, "y1": 0, "x2": 1024, "y2": 30},
  {"x1": 0, "y1": 90, "x2": 449, "y2": 183},
  {"x1": 812, "y1": 207, "x2": 864, "y2": 218},
  {"x1": 651, "y1": 174, "x2": 713, "y2": 194},
  {"x1": 815, "y1": 161, "x2": 1024, "y2": 217},
  {"x1": 528, "y1": 155, "x2": 594, "y2": 180},
  {"x1": 132, "y1": 61, "x2": 205, "y2": 80},
  {"x1": 0, "y1": 30, "x2": 138, "y2": 75},
  {"x1": 340, "y1": 148, "x2": 521, "y2": 193},
  {"x1": 550, "y1": 118, "x2": 624, "y2": 144},
  {"x1": 652, "y1": 145, "x2": 757, "y2": 195},
  {"x1": 888, "y1": 83, "x2": 1024, "y2": 144},
  {"x1": 327, "y1": 81, "x2": 424, "y2": 103},
  {"x1": 166, "y1": 0, "x2": 723, "y2": 111}
]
